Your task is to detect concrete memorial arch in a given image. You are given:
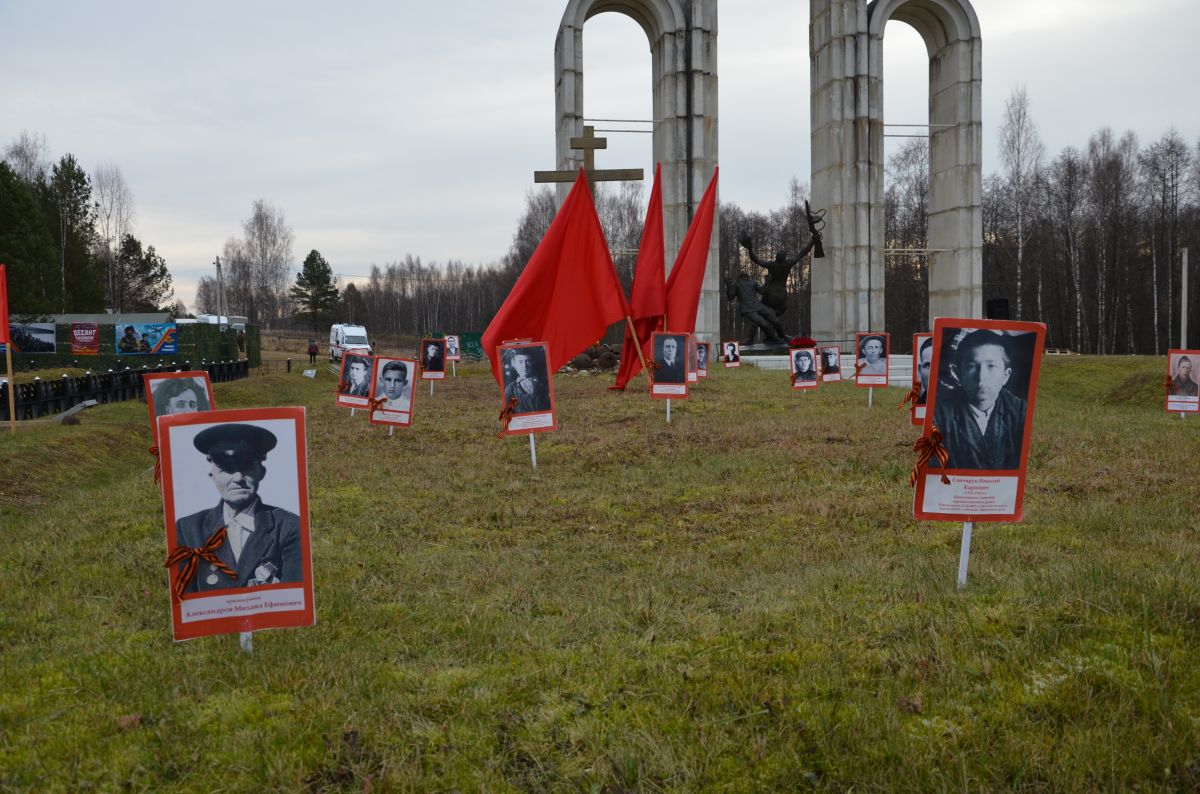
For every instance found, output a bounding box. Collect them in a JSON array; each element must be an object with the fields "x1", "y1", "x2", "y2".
[
  {"x1": 550, "y1": 0, "x2": 720, "y2": 339},
  {"x1": 810, "y1": 0, "x2": 983, "y2": 344}
]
